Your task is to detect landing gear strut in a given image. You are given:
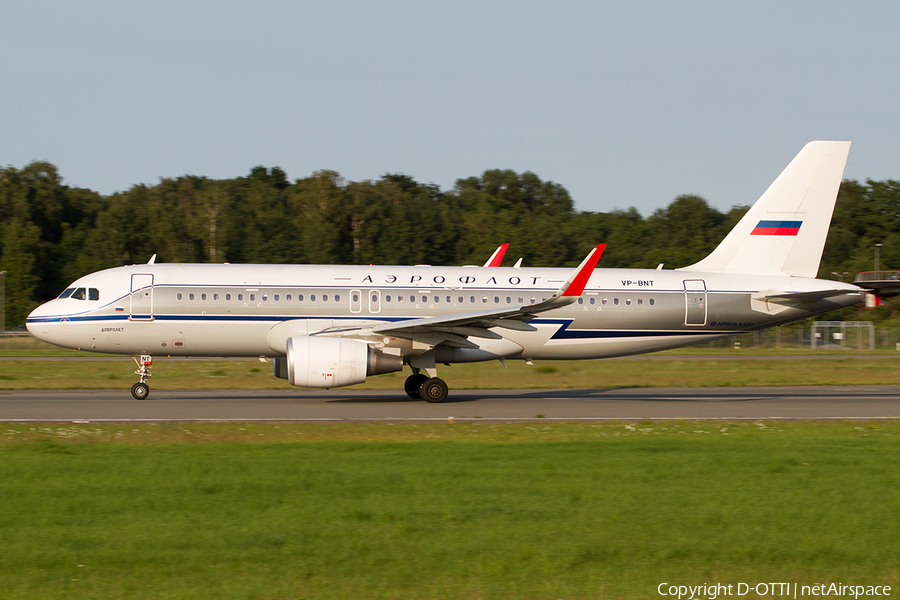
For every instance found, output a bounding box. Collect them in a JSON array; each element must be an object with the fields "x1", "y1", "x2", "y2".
[{"x1": 131, "y1": 354, "x2": 152, "y2": 400}]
